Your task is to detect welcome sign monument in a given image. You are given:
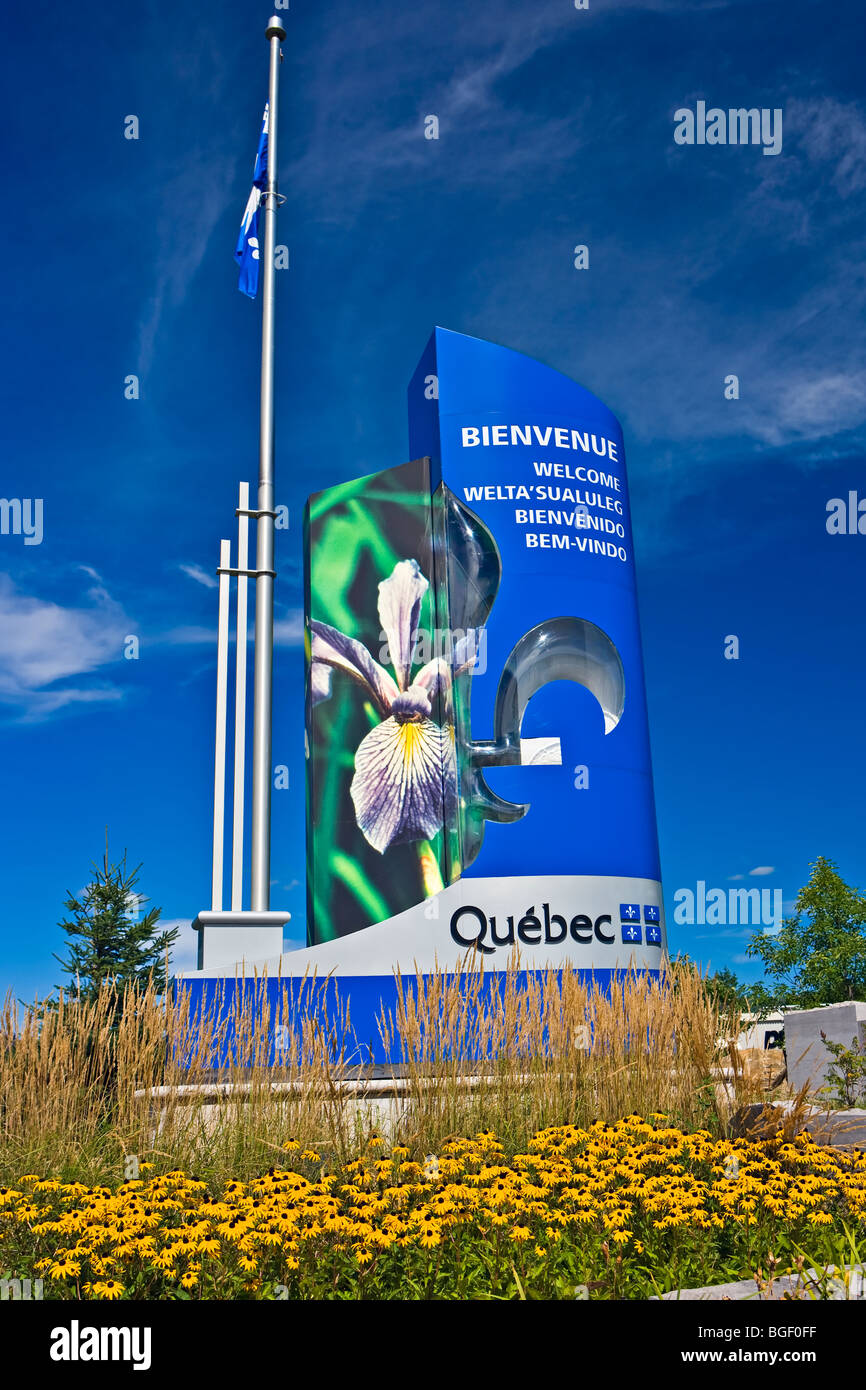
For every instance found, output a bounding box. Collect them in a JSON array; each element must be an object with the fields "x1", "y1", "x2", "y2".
[{"x1": 181, "y1": 21, "x2": 665, "y2": 1062}]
